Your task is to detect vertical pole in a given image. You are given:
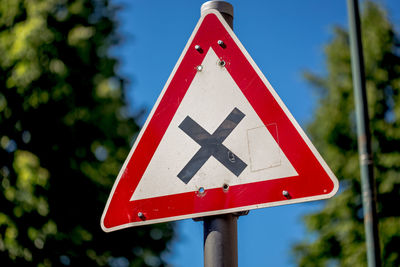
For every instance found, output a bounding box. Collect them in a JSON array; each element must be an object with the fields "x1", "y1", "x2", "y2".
[
  {"x1": 200, "y1": 2, "x2": 237, "y2": 267},
  {"x1": 346, "y1": 1, "x2": 381, "y2": 266},
  {"x1": 201, "y1": 1, "x2": 234, "y2": 30},
  {"x1": 203, "y1": 214, "x2": 238, "y2": 267}
]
